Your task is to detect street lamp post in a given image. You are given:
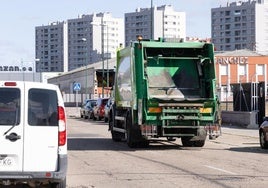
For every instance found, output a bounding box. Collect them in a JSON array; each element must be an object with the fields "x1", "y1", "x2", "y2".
[
  {"x1": 81, "y1": 38, "x2": 88, "y2": 98},
  {"x1": 151, "y1": 0, "x2": 153, "y2": 39},
  {"x1": 34, "y1": 59, "x2": 40, "y2": 82},
  {"x1": 91, "y1": 20, "x2": 109, "y2": 98},
  {"x1": 106, "y1": 25, "x2": 109, "y2": 95},
  {"x1": 101, "y1": 20, "x2": 105, "y2": 98}
]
